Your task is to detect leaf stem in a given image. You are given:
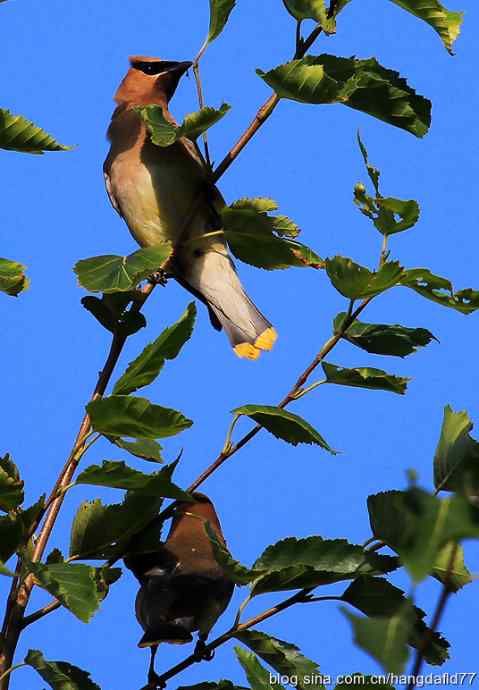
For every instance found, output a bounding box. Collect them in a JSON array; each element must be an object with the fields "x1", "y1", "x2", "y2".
[
  {"x1": 0, "y1": 664, "x2": 26, "y2": 683},
  {"x1": 193, "y1": 63, "x2": 212, "y2": 170}
]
